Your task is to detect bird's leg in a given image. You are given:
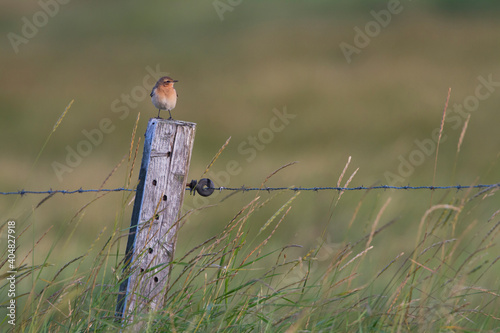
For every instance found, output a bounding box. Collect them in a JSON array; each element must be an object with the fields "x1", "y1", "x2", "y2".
[
  {"x1": 168, "y1": 110, "x2": 173, "y2": 120},
  {"x1": 157, "y1": 109, "x2": 161, "y2": 118}
]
